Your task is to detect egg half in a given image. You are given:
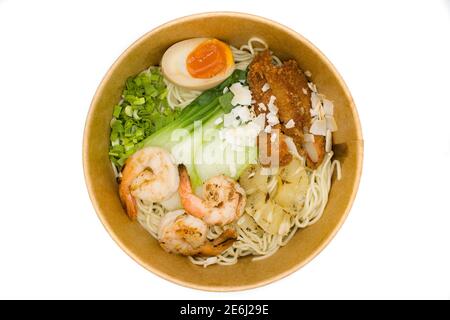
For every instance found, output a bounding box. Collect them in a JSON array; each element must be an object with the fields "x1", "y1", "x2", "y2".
[{"x1": 161, "y1": 38, "x2": 235, "y2": 91}]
